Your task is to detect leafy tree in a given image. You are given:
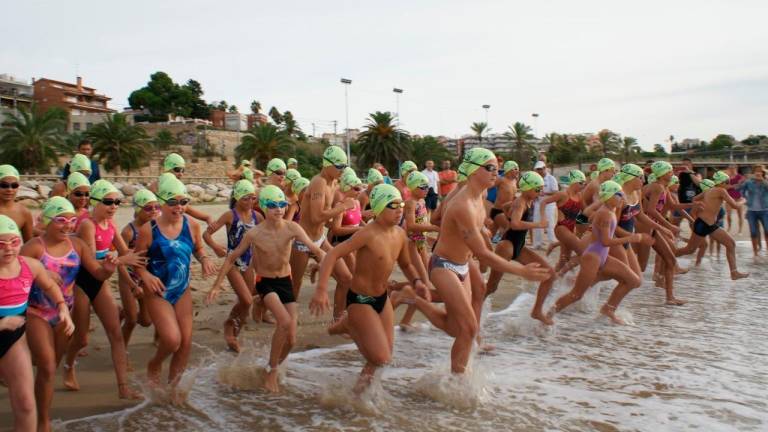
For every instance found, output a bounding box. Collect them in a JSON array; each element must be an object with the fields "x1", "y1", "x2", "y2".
[
  {"x1": 0, "y1": 105, "x2": 67, "y2": 173},
  {"x1": 653, "y1": 143, "x2": 668, "y2": 156},
  {"x1": 250, "y1": 100, "x2": 262, "y2": 114},
  {"x1": 268, "y1": 106, "x2": 283, "y2": 124},
  {"x1": 281, "y1": 111, "x2": 304, "y2": 139},
  {"x1": 546, "y1": 133, "x2": 589, "y2": 166},
  {"x1": 709, "y1": 134, "x2": 736, "y2": 151},
  {"x1": 355, "y1": 111, "x2": 411, "y2": 175},
  {"x1": 127, "y1": 72, "x2": 211, "y2": 122},
  {"x1": 741, "y1": 135, "x2": 767, "y2": 146},
  {"x1": 236, "y1": 123, "x2": 293, "y2": 169},
  {"x1": 504, "y1": 122, "x2": 536, "y2": 166},
  {"x1": 622, "y1": 136, "x2": 642, "y2": 163},
  {"x1": 228, "y1": 105, "x2": 238, "y2": 113},
  {"x1": 85, "y1": 113, "x2": 150, "y2": 174},
  {"x1": 411, "y1": 136, "x2": 454, "y2": 169},
  {"x1": 152, "y1": 129, "x2": 178, "y2": 151},
  {"x1": 597, "y1": 129, "x2": 620, "y2": 157}
]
